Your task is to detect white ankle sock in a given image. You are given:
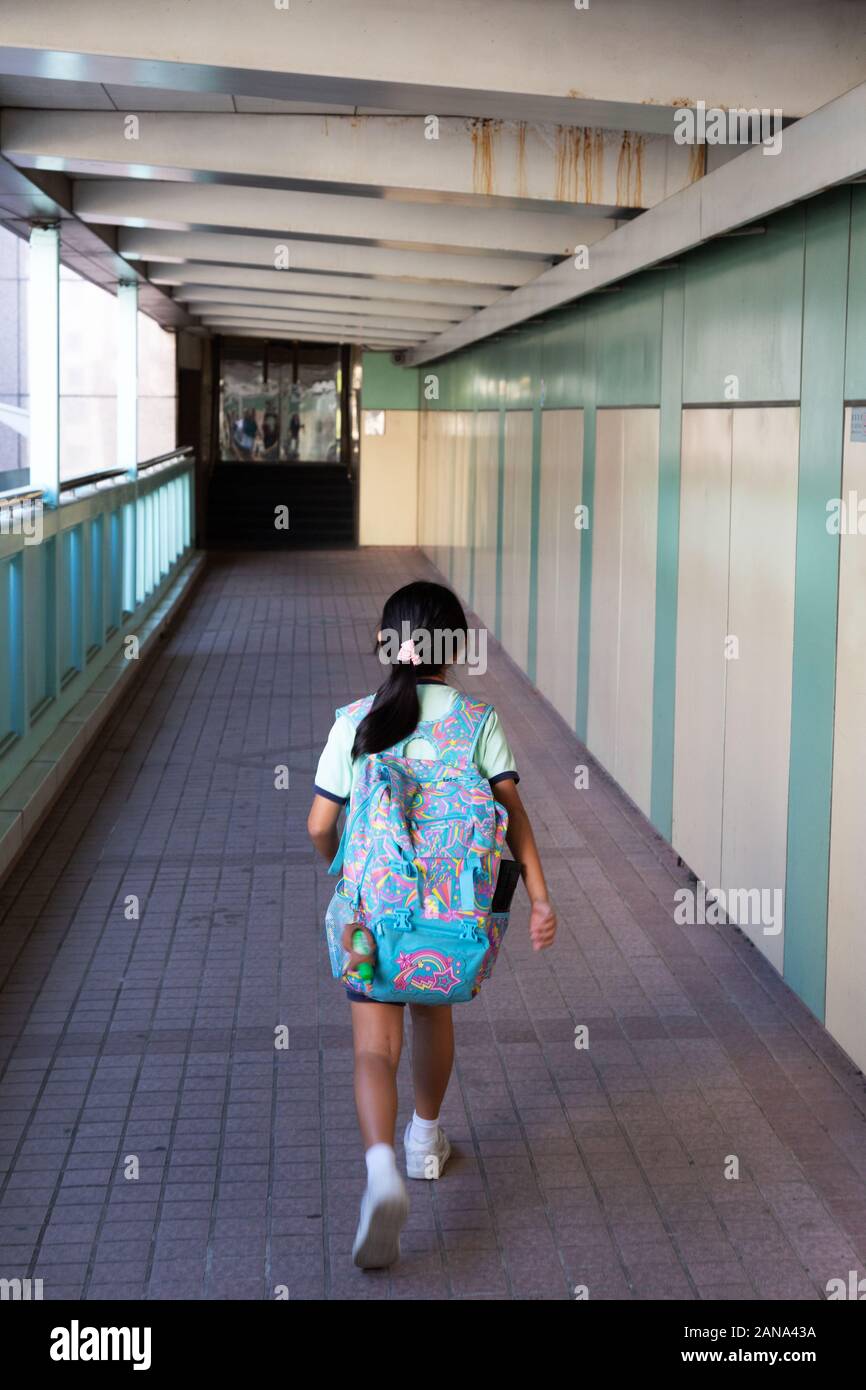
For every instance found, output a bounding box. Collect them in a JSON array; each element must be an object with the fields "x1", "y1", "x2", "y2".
[
  {"x1": 365, "y1": 1142, "x2": 399, "y2": 1189},
  {"x1": 410, "y1": 1111, "x2": 440, "y2": 1143}
]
